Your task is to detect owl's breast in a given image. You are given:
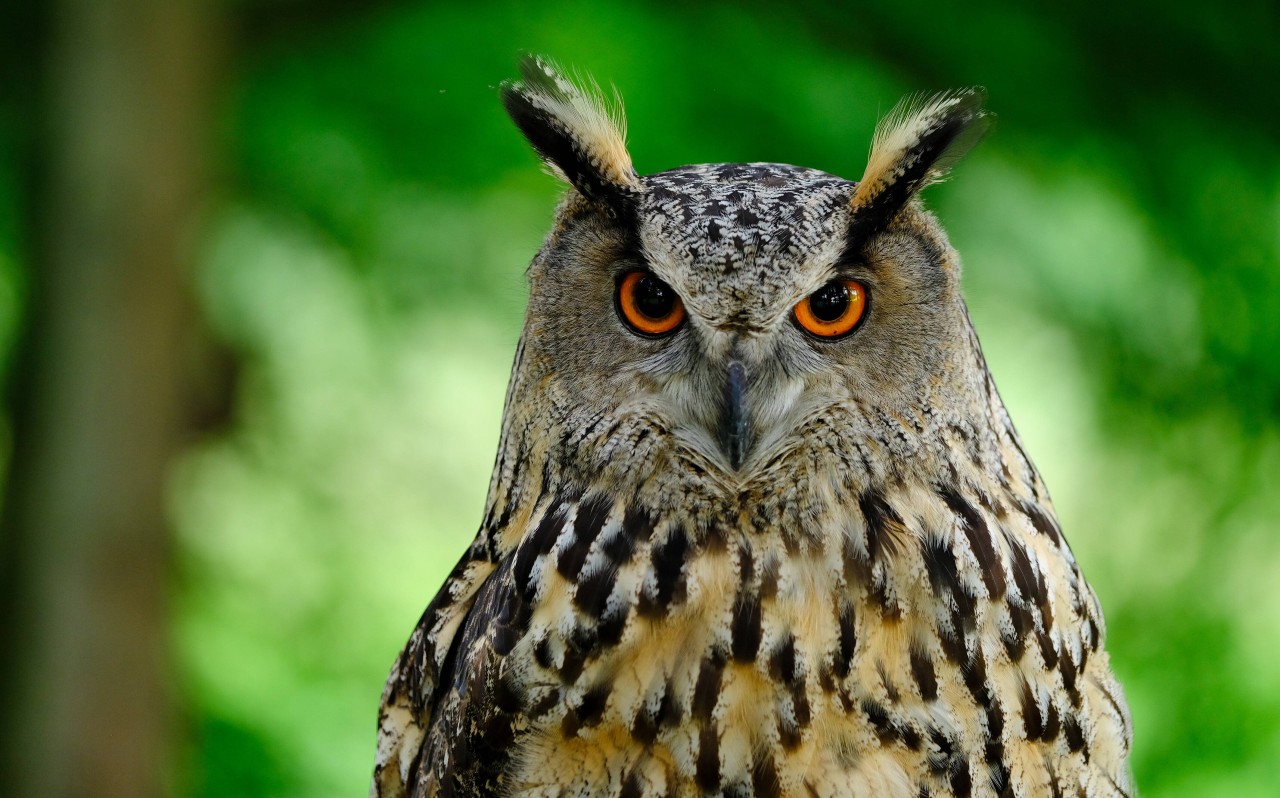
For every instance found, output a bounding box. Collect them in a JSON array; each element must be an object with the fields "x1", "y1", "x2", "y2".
[
  {"x1": 485, "y1": 484, "x2": 1127, "y2": 798},
  {"x1": 498, "y1": 493, "x2": 922, "y2": 797}
]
